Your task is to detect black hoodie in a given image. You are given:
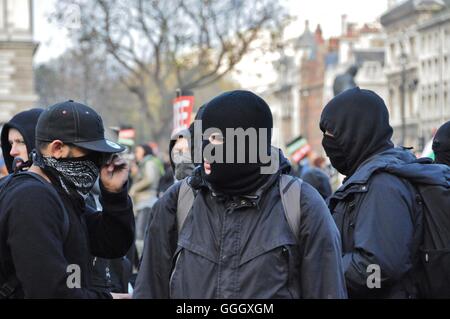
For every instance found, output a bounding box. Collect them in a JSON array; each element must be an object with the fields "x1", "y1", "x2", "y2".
[{"x1": 1, "y1": 108, "x2": 44, "y2": 173}]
